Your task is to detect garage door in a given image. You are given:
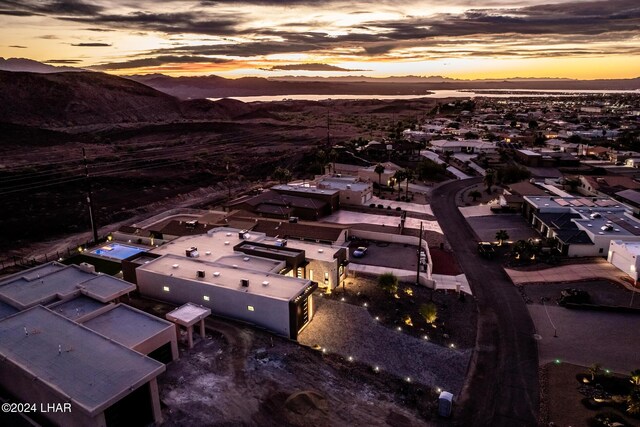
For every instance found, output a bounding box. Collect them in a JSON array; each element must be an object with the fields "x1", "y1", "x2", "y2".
[{"x1": 610, "y1": 251, "x2": 635, "y2": 277}]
